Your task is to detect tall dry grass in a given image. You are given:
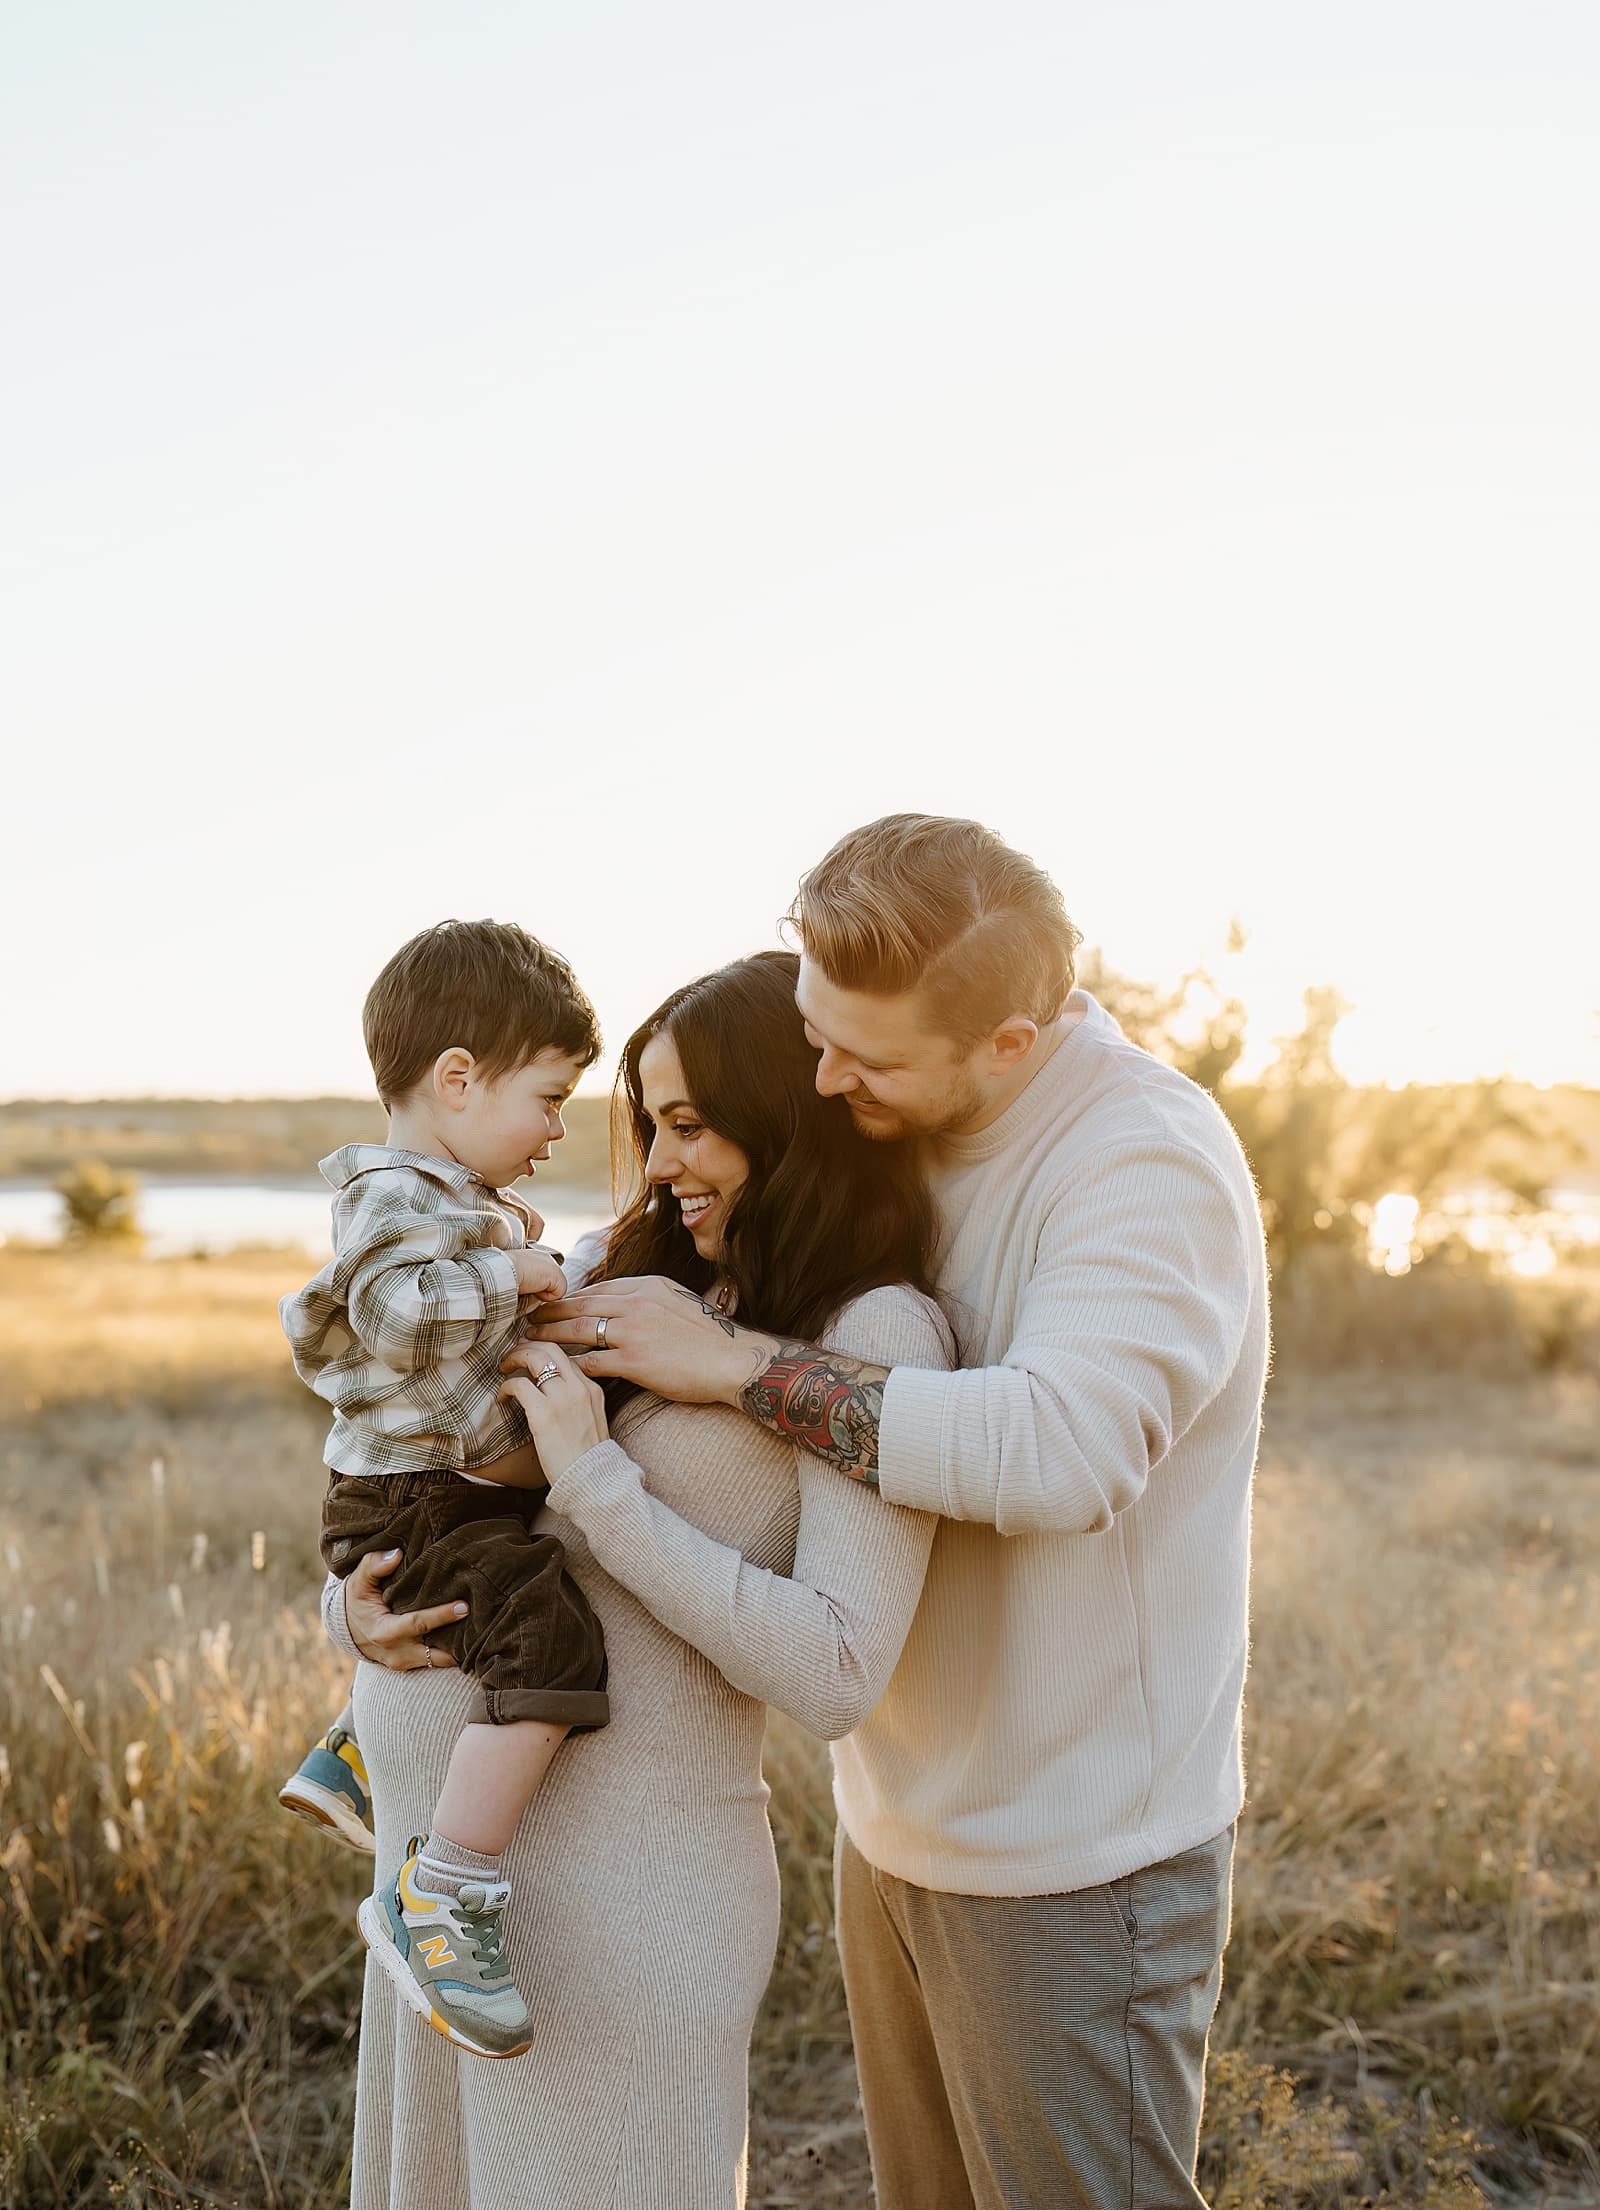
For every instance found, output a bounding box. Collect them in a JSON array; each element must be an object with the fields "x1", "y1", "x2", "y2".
[{"x1": 0, "y1": 1246, "x2": 1593, "y2": 2206}]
